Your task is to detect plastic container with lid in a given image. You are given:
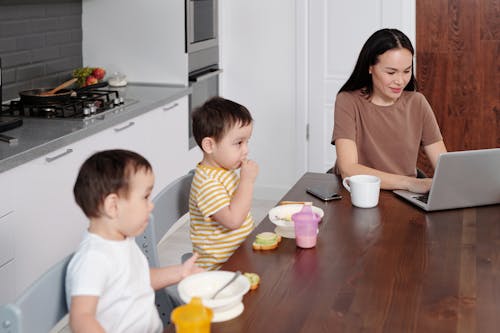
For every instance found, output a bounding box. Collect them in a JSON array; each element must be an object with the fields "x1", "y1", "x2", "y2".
[
  {"x1": 171, "y1": 297, "x2": 213, "y2": 333},
  {"x1": 108, "y1": 72, "x2": 127, "y2": 87},
  {"x1": 292, "y1": 203, "x2": 320, "y2": 248}
]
